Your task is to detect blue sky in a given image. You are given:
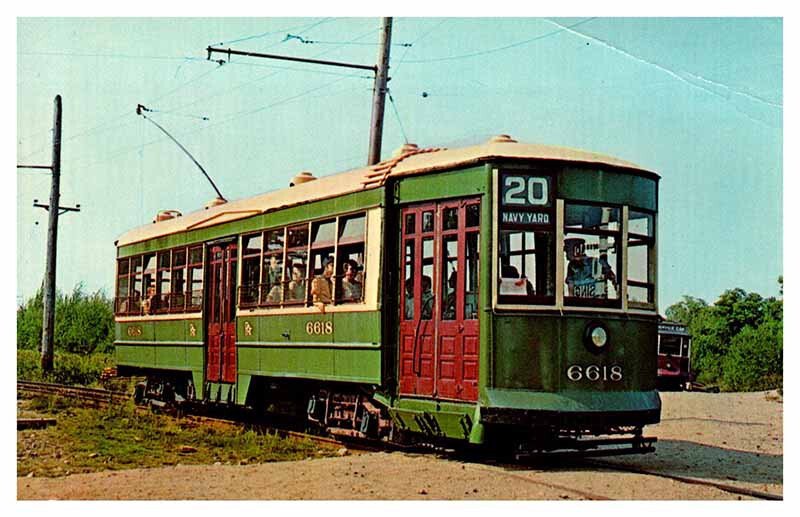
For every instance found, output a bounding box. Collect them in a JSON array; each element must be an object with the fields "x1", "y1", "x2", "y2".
[{"x1": 15, "y1": 16, "x2": 783, "y2": 310}]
